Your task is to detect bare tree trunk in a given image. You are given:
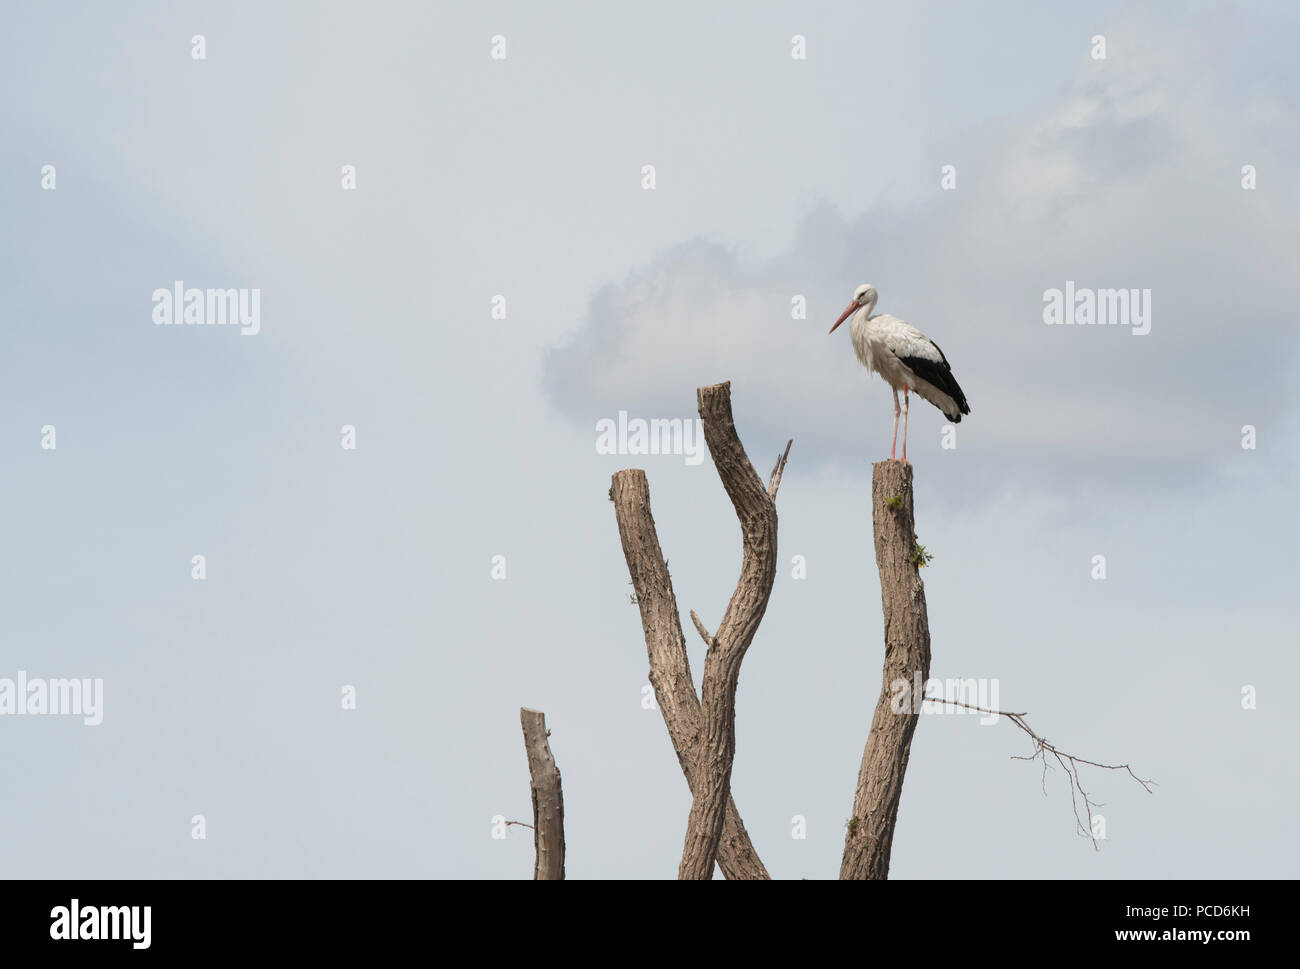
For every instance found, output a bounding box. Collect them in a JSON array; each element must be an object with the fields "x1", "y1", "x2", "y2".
[
  {"x1": 520, "y1": 708, "x2": 565, "y2": 880},
  {"x1": 611, "y1": 469, "x2": 770, "y2": 880},
  {"x1": 839, "y1": 461, "x2": 932, "y2": 880},
  {"x1": 610, "y1": 381, "x2": 787, "y2": 880},
  {"x1": 676, "y1": 382, "x2": 784, "y2": 880}
]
